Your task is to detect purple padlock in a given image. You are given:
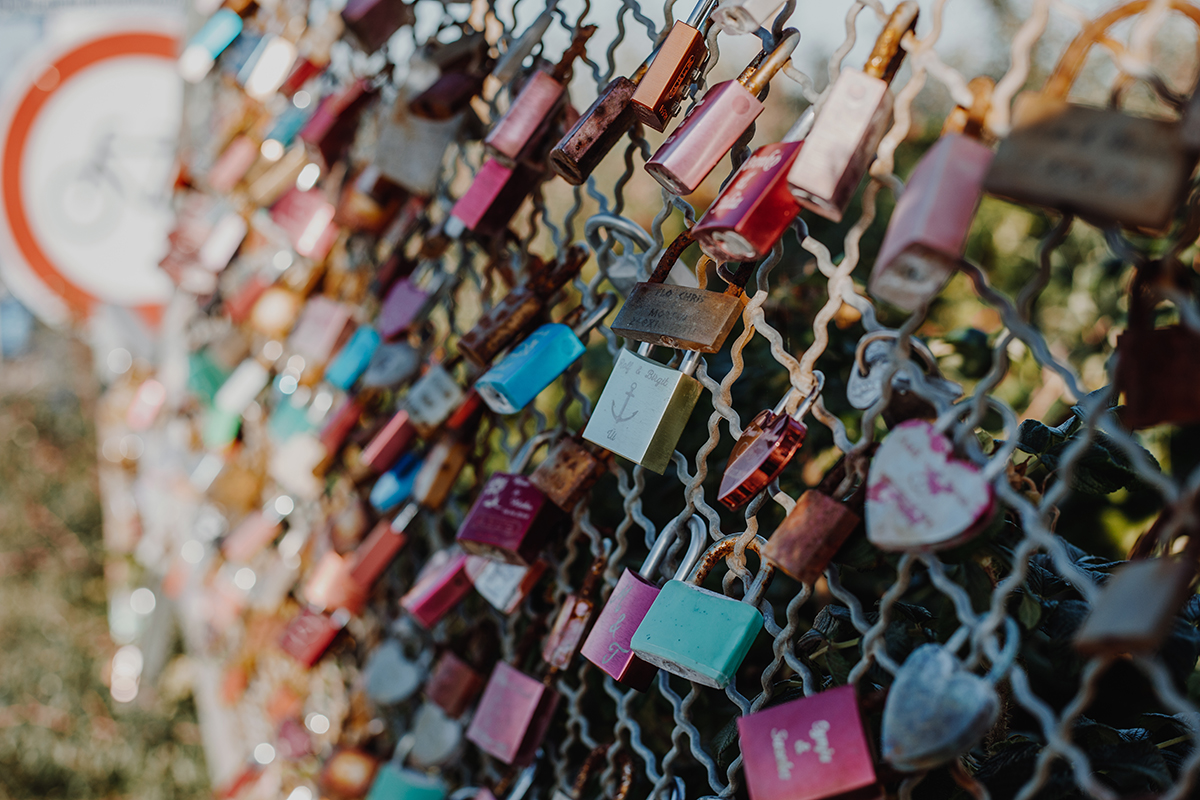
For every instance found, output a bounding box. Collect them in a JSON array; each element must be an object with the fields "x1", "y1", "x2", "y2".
[
  {"x1": 455, "y1": 473, "x2": 563, "y2": 566},
  {"x1": 579, "y1": 516, "x2": 706, "y2": 691}
]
